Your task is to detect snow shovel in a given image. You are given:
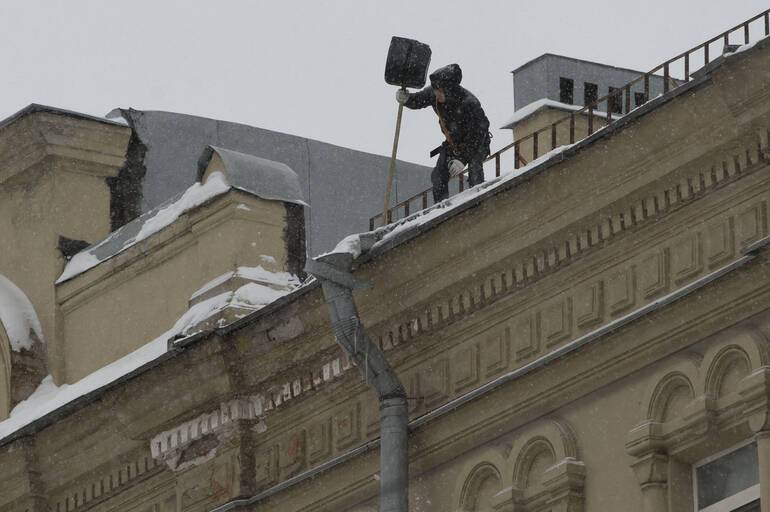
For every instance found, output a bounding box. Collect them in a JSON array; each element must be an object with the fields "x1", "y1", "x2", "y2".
[{"x1": 382, "y1": 36, "x2": 431, "y2": 224}]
